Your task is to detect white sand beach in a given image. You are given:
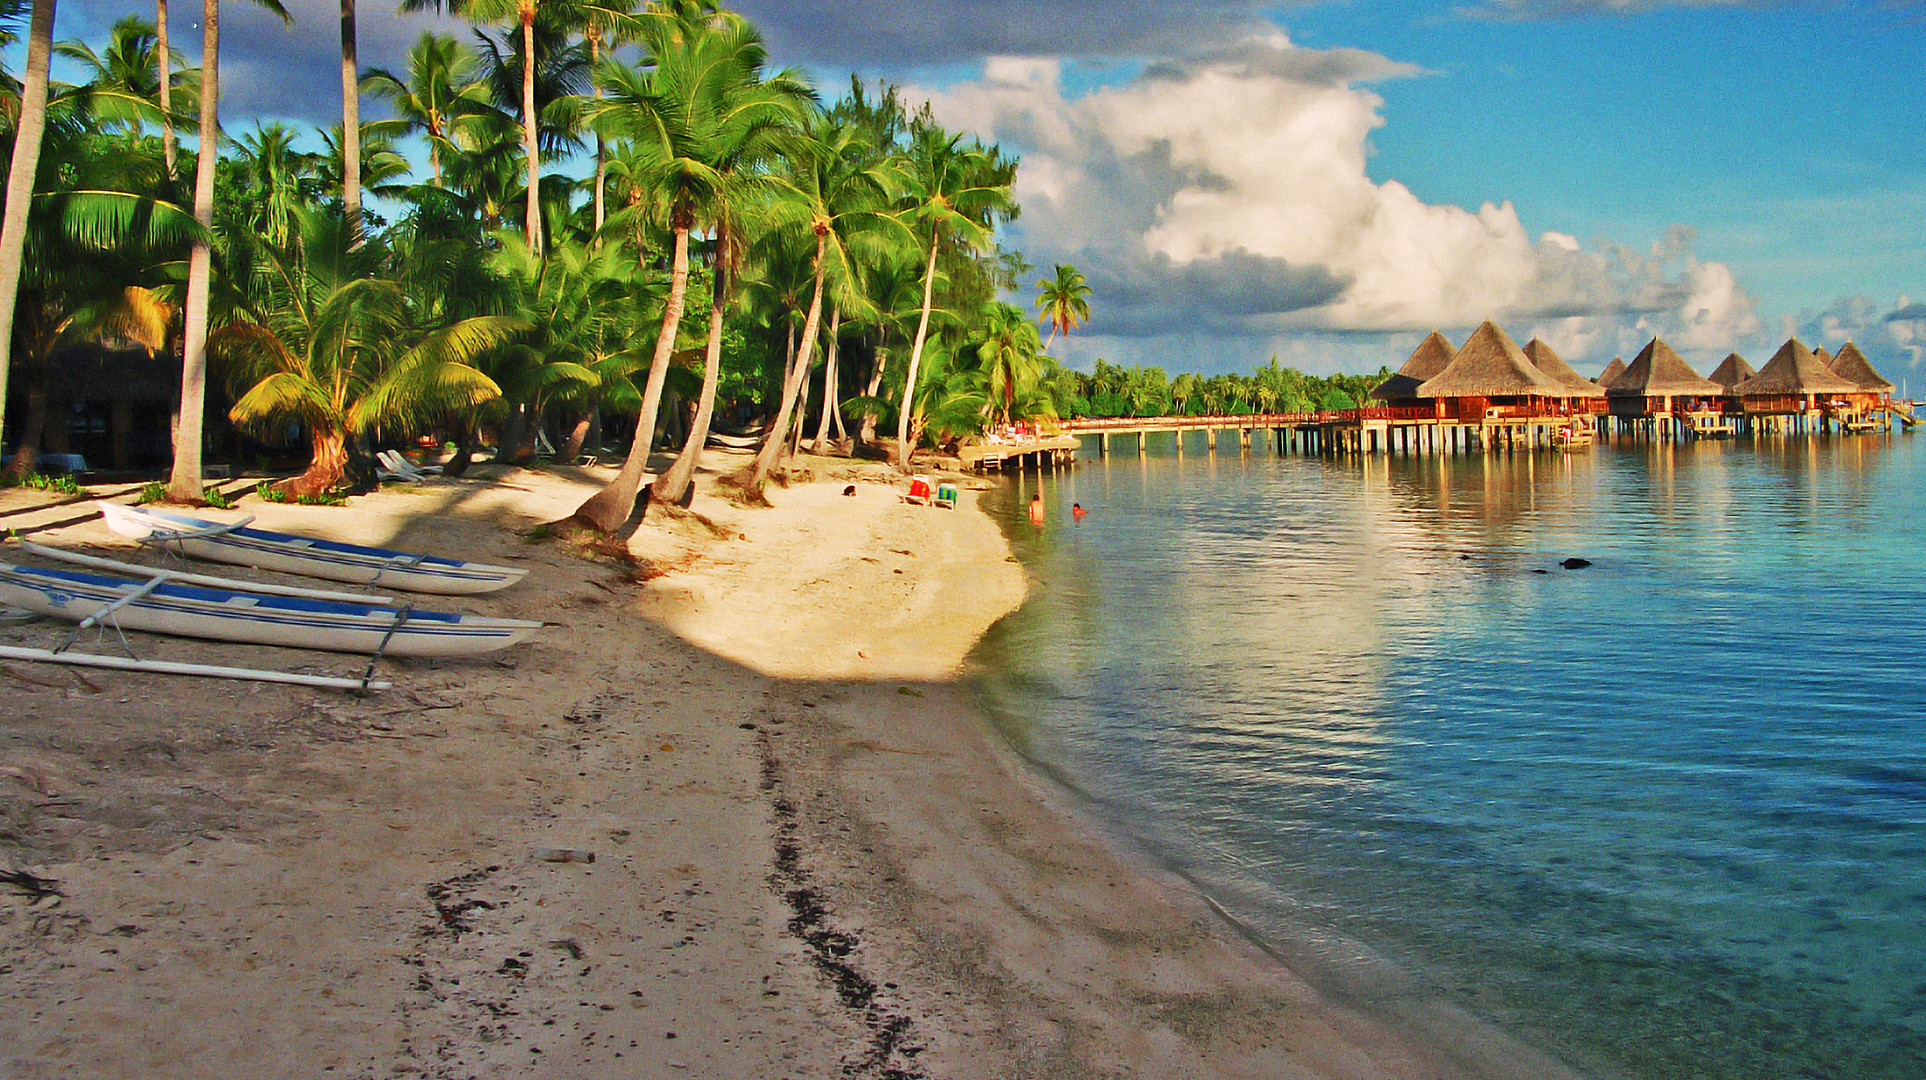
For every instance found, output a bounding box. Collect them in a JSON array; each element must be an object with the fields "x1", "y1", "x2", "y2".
[{"x1": 0, "y1": 451, "x2": 1577, "y2": 1079}]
